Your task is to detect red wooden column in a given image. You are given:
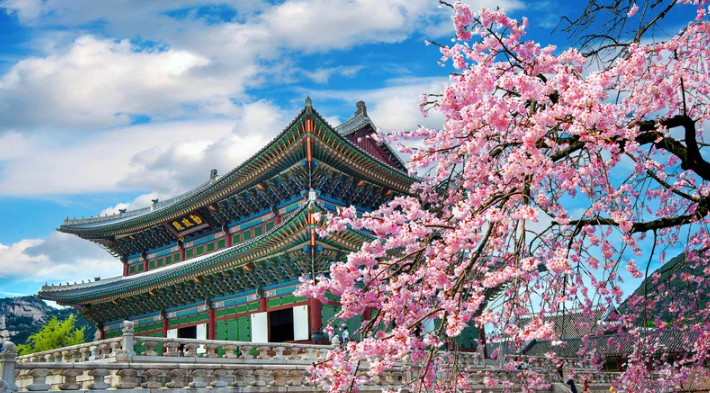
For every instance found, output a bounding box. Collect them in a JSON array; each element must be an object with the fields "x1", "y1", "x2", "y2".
[
  {"x1": 162, "y1": 313, "x2": 169, "y2": 338},
  {"x1": 208, "y1": 305, "x2": 216, "y2": 340},
  {"x1": 363, "y1": 307, "x2": 373, "y2": 321},
  {"x1": 180, "y1": 242, "x2": 186, "y2": 262},
  {"x1": 122, "y1": 261, "x2": 129, "y2": 276},
  {"x1": 309, "y1": 298, "x2": 322, "y2": 343},
  {"x1": 143, "y1": 255, "x2": 149, "y2": 272},
  {"x1": 98, "y1": 324, "x2": 105, "y2": 340},
  {"x1": 225, "y1": 230, "x2": 232, "y2": 248}
]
